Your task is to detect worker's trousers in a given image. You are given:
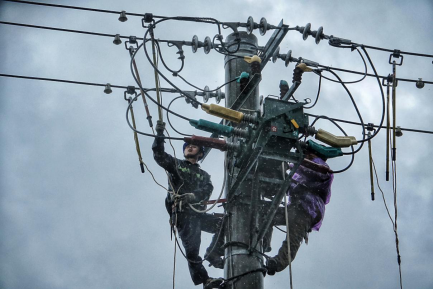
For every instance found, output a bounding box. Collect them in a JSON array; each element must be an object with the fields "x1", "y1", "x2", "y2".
[
  {"x1": 269, "y1": 201, "x2": 315, "y2": 272},
  {"x1": 175, "y1": 211, "x2": 222, "y2": 285}
]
